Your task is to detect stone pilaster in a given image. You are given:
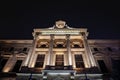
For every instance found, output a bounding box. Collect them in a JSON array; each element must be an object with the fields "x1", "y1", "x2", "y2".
[
  {"x1": 23, "y1": 47, "x2": 32, "y2": 66},
  {"x1": 28, "y1": 35, "x2": 38, "y2": 67},
  {"x1": 82, "y1": 32, "x2": 96, "y2": 67}
]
